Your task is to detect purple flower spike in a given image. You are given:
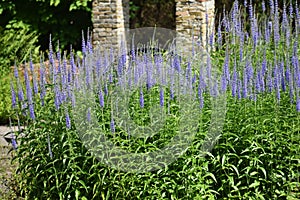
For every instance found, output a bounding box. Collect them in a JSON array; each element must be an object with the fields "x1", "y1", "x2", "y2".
[
  {"x1": 66, "y1": 112, "x2": 71, "y2": 129},
  {"x1": 223, "y1": 52, "x2": 230, "y2": 81},
  {"x1": 18, "y1": 84, "x2": 24, "y2": 102},
  {"x1": 283, "y1": 3, "x2": 288, "y2": 26},
  {"x1": 173, "y1": 55, "x2": 181, "y2": 72},
  {"x1": 296, "y1": 95, "x2": 300, "y2": 112},
  {"x1": 289, "y1": 3, "x2": 293, "y2": 19},
  {"x1": 267, "y1": 71, "x2": 273, "y2": 92},
  {"x1": 54, "y1": 85, "x2": 61, "y2": 110},
  {"x1": 285, "y1": 66, "x2": 291, "y2": 83},
  {"x1": 186, "y1": 61, "x2": 191, "y2": 81},
  {"x1": 248, "y1": 0, "x2": 253, "y2": 21},
  {"x1": 24, "y1": 66, "x2": 33, "y2": 104},
  {"x1": 237, "y1": 79, "x2": 242, "y2": 100},
  {"x1": 87, "y1": 30, "x2": 93, "y2": 54},
  {"x1": 87, "y1": 107, "x2": 91, "y2": 122},
  {"x1": 140, "y1": 89, "x2": 144, "y2": 108},
  {"x1": 29, "y1": 103, "x2": 35, "y2": 120},
  {"x1": 262, "y1": 1, "x2": 266, "y2": 12},
  {"x1": 110, "y1": 118, "x2": 115, "y2": 133},
  {"x1": 243, "y1": 68, "x2": 248, "y2": 98},
  {"x1": 280, "y1": 62, "x2": 286, "y2": 92},
  {"x1": 99, "y1": 90, "x2": 104, "y2": 108},
  {"x1": 49, "y1": 35, "x2": 54, "y2": 64},
  {"x1": 82, "y1": 31, "x2": 86, "y2": 56},
  {"x1": 274, "y1": 67, "x2": 280, "y2": 102},
  {"x1": 255, "y1": 71, "x2": 261, "y2": 93},
  {"x1": 160, "y1": 87, "x2": 164, "y2": 107},
  {"x1": 11, "y1": 134, "x2": 17, "y2": 150},
  {"x1": 270, "y1": 0, "x2": 274, "y2": 15},
  {"x1": 217, "y1": 24, "x2": 222, "y2": 47},
  {"x1": 221, "y1": 75, "x2": 227, "y2": 93},
  {"x1": 198, "y1": 85, "x2": 204, "y2": 109},
  {"x1": 10, "y1": 82, "x2": 17, "y2": 109}
]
